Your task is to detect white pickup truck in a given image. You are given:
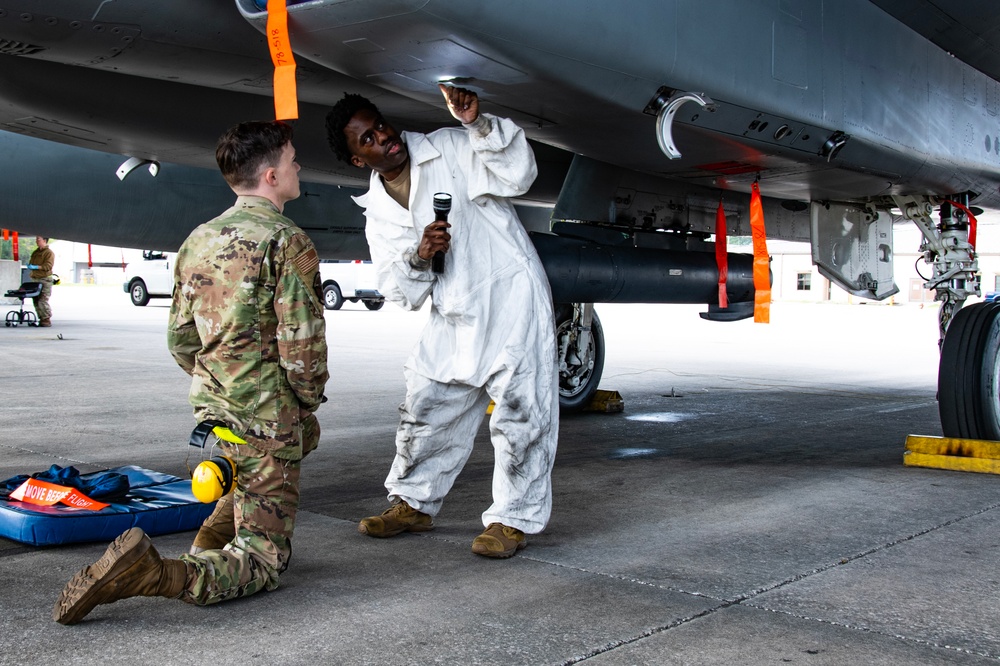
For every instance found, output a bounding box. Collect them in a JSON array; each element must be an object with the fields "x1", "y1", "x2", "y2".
[{"x1": 319, "y1": 260, "x2": 384, "y2": 311}]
